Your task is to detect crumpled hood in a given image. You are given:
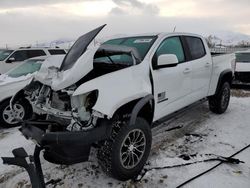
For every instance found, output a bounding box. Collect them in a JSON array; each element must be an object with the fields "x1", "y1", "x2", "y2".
[
  {"x1": 34, "y1": 24, "x2": 106, "y2": 91},
  {"x1": 34, "y1": 45, "x2": 100, "y2": 91},
  {"x1": 34, "y1": 55, "x2": 65, "y2": 86}
]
